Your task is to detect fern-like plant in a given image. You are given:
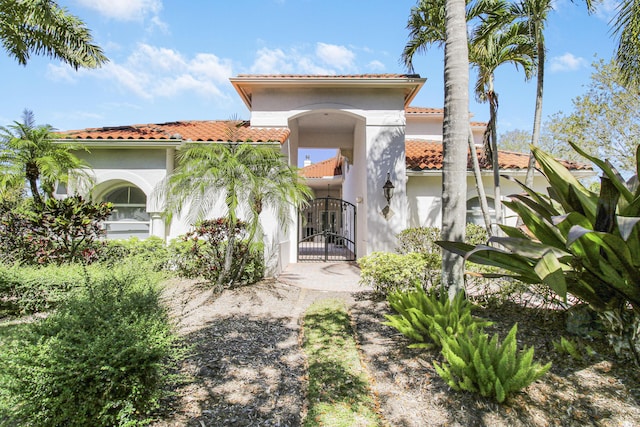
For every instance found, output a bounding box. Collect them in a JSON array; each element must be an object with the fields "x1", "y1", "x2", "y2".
[
  {"x1": 433, "y1": 323, "x2": 551, "y2": 403},
  {"x1": 383, "y1": 286, "x2": 492, "y2": 349}
]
